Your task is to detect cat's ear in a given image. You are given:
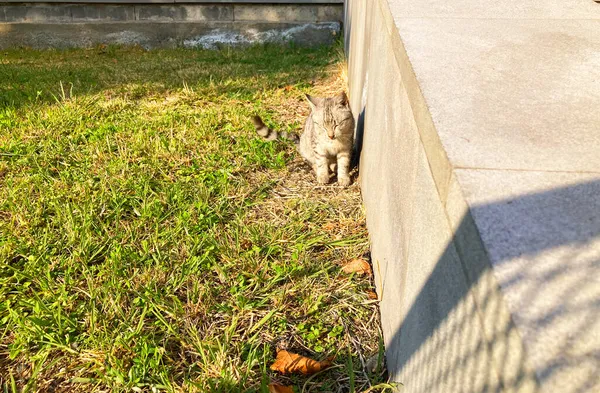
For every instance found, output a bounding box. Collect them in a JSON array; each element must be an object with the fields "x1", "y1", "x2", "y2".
[
  {"x1": 335, "y1": 91, "x2": 349, "y2": 107},
  {"x1": 305, "y1": 94, "x2": 322, "y2": 110}
]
